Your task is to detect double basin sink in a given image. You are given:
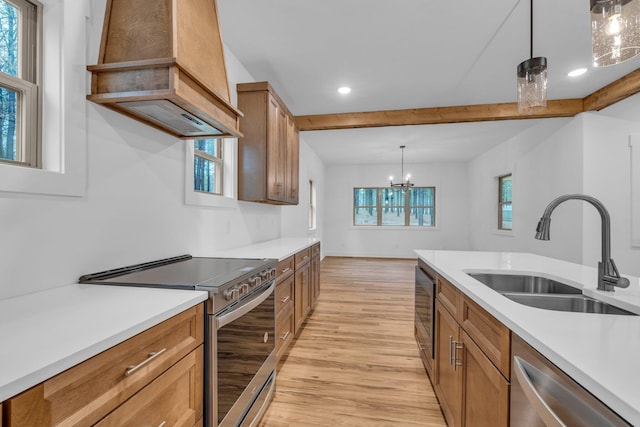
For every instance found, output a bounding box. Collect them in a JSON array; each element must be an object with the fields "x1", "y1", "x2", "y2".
[{"x1": 467, "y1": 273, "x2": 636, "y2": 315}]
